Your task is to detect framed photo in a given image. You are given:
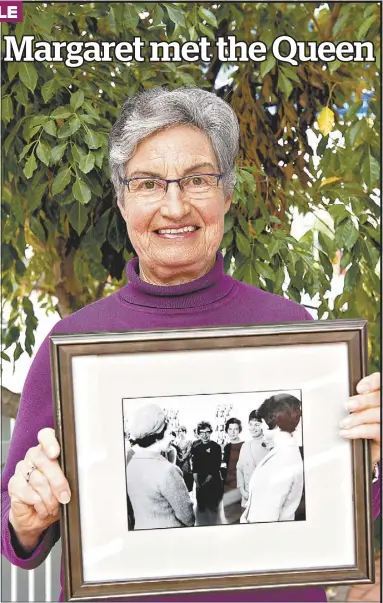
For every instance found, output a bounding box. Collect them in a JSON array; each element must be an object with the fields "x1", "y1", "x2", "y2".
[{"x1": 50, "y1": 320, "x2": 374, "y2": 601}]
